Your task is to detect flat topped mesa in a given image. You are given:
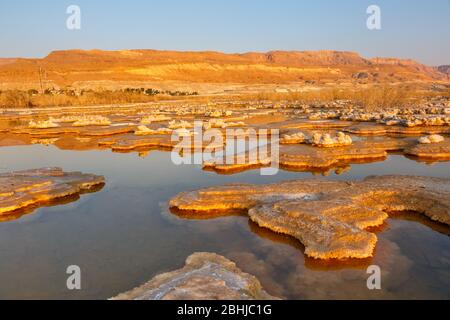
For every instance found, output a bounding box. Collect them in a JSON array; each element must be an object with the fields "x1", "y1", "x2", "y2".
[
  {"x1": 0, "y1": 167, "x2": 105, "y2": 217},
  {"x1": 111, "y1": 252, "x2": 279, "y2": 300},
  {"x1": 170, "y1": 175, "x2": 450, "y2": 260}
]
